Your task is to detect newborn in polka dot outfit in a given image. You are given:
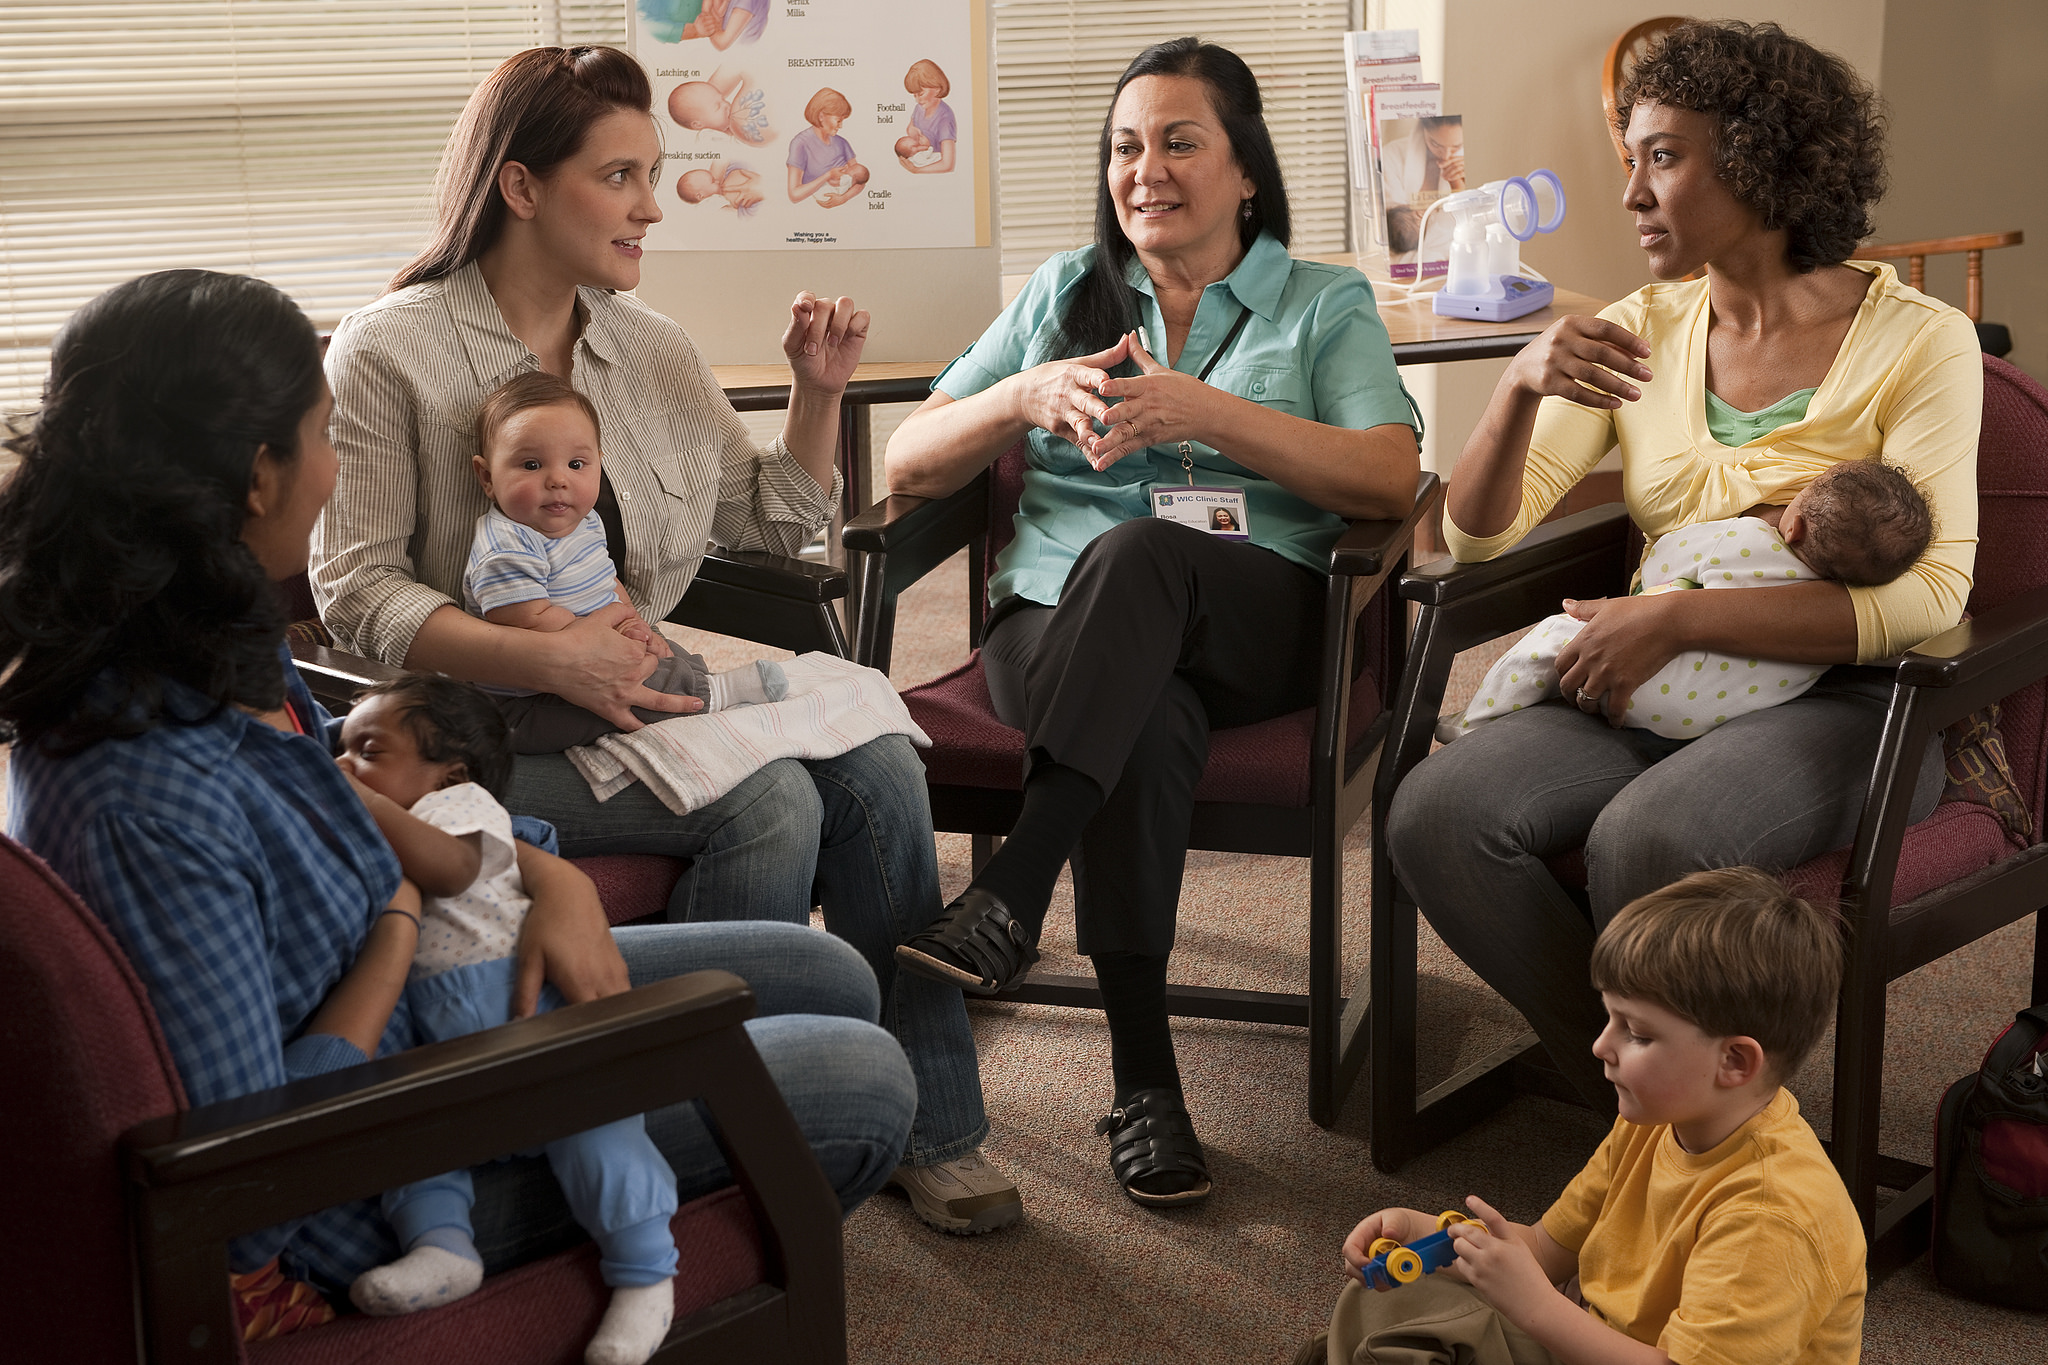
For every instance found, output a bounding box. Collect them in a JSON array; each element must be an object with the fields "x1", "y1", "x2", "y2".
[{"x1": 1443, "y1": 460, "x2": 1933, "y2": 743}]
